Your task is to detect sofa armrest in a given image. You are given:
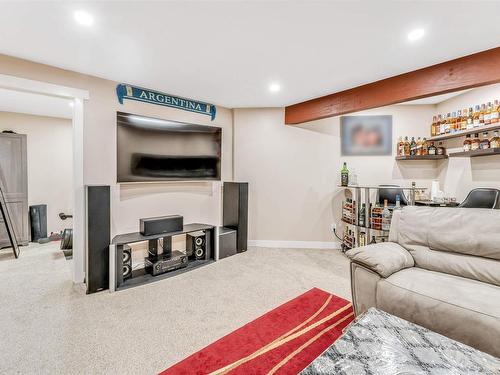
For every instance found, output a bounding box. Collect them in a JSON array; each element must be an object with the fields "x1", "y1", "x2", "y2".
[{"x1": 345, "y1": 242, "x2": 414, "y2": 278}]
